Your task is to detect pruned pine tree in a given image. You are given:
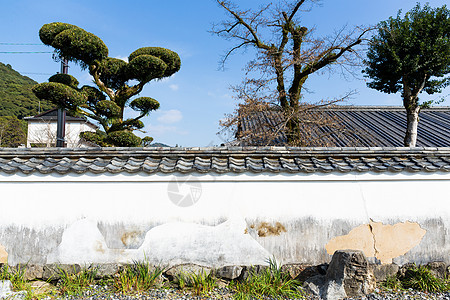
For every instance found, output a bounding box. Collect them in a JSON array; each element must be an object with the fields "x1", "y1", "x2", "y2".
[{"x1": 32, "y1": 22, "x2": 181, "y2": 147}]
